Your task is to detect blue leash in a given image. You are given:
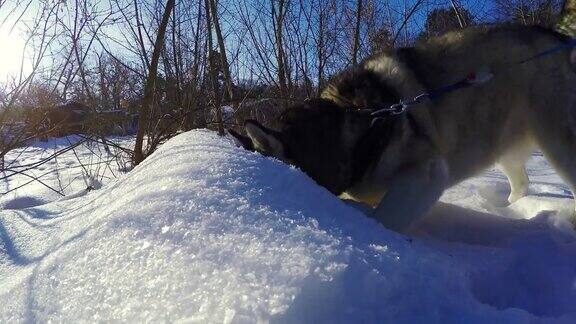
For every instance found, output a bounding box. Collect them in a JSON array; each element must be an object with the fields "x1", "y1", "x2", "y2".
[
  {"x1": 520, "y1": 38, "x2": 576, "y2": 63},
  {"x1": 371, "y1": 71, "x2": 493, "y2": 118}
]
